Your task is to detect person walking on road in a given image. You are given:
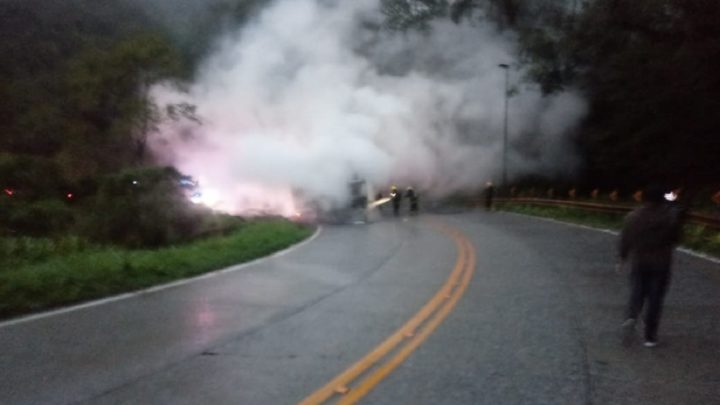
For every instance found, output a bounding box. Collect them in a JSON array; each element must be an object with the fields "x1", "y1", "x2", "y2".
[{"x1": 618, "y1": 184, "x2": 685, "y2": 348}]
